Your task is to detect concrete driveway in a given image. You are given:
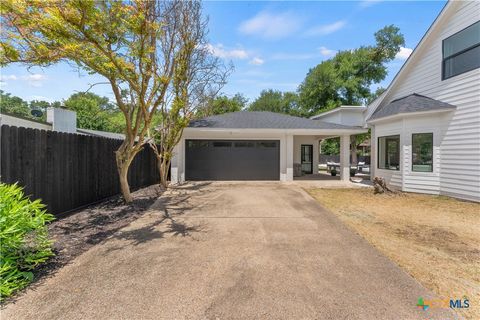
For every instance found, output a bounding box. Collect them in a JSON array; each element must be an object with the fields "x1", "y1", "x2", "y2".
[{"x1": 3, "y1": 182, "x2": 455, "y2": 320}]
